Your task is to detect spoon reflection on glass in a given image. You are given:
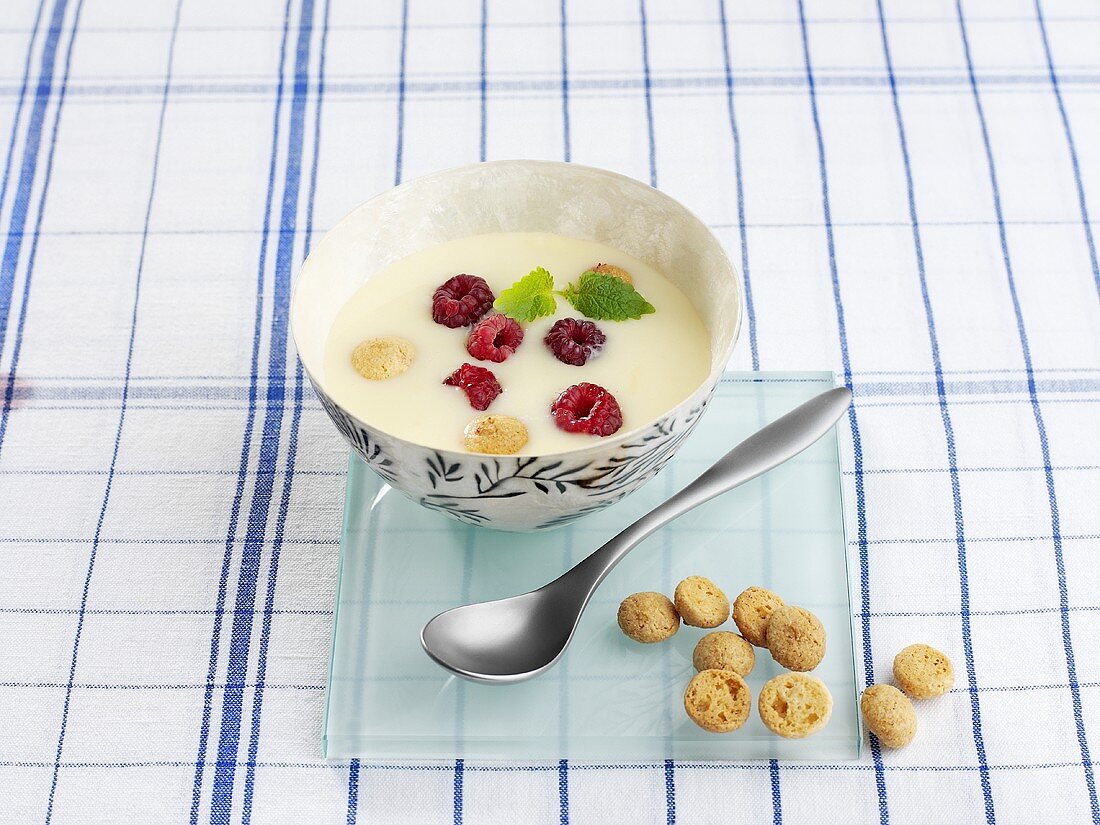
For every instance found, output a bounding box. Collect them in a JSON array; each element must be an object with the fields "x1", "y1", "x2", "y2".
[{"x1": 421, "y1": 386, "x2": 852, "y2": 684}]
